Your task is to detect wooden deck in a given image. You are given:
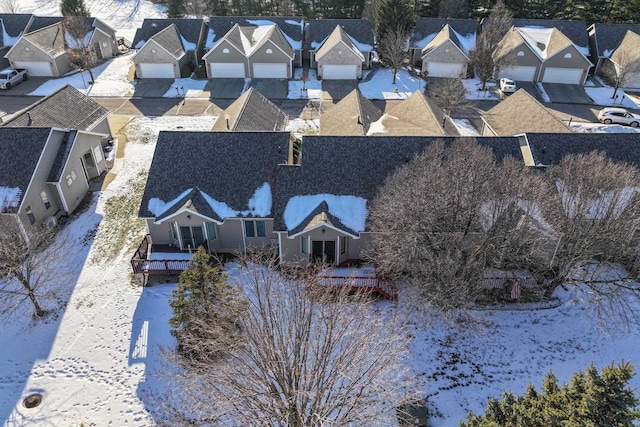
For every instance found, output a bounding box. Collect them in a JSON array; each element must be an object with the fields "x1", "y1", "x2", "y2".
[
  {"x1": 313, "y1": 264, "x2": 398, "y2": 300},
  {"x1": 130, "y1": 235, "x2": 194, "y2": 275}
]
